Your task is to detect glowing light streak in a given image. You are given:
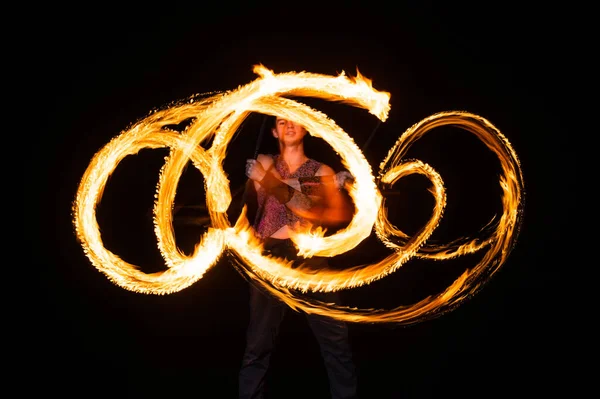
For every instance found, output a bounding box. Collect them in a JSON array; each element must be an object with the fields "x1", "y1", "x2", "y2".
[{"x1": 73, "y1": 65, "x2": 524, "y2": 324}]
